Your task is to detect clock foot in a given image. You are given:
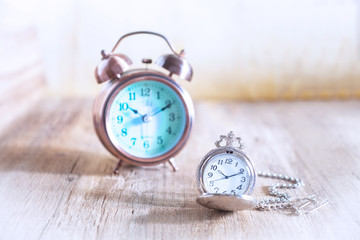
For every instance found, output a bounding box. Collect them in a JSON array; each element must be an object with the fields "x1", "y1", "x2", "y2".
[
  {"x1": 168, "y1": 158, "x2": 178, "y2": 172},
  {"x1": 113, "y1": 159, "x2": 123, "y2": 174}
]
